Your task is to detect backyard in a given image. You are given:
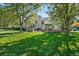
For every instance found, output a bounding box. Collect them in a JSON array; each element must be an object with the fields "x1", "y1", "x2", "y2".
[
  {"x1": 0, "y1": 31, "x2": 79, "y2": 56},
  {"x1": 0, "y1": 3, "x2": 79, "y2": 56}
]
